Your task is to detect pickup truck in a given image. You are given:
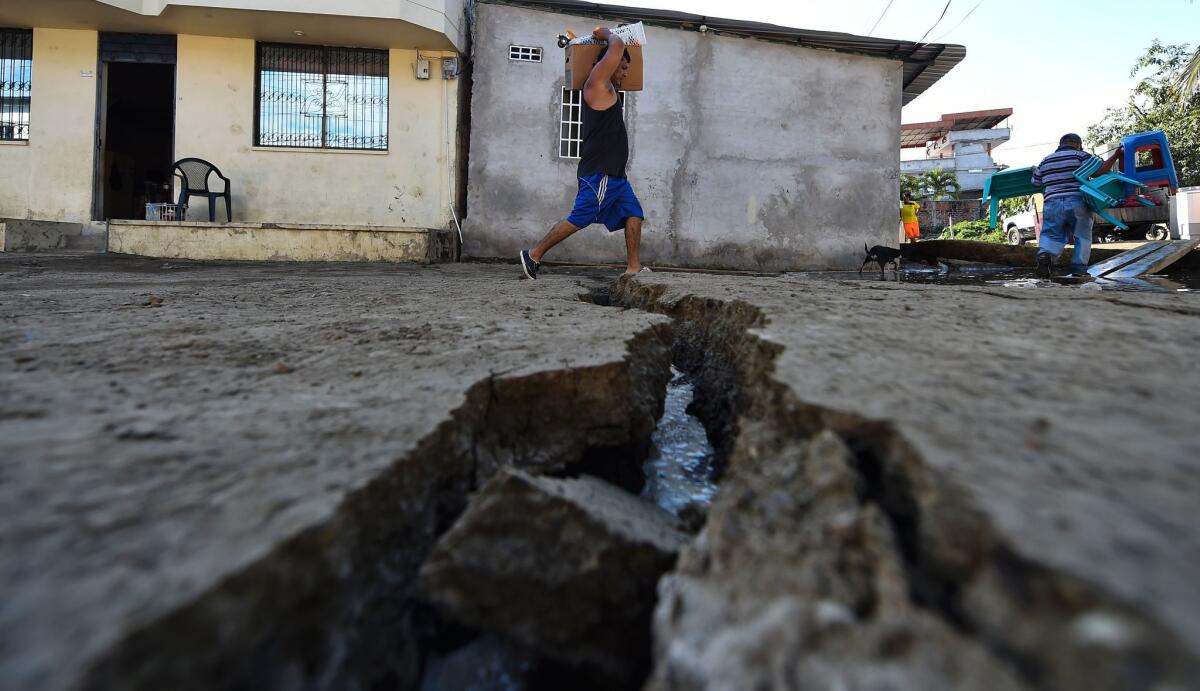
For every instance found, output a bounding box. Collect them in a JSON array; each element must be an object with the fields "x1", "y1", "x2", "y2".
[
  {"x1": 1000, "y1": 193, "x2": 1168, "y2": 245},
  {"x1": 1000, "y1": 197, "x2": 1039, "y2": 245}
]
